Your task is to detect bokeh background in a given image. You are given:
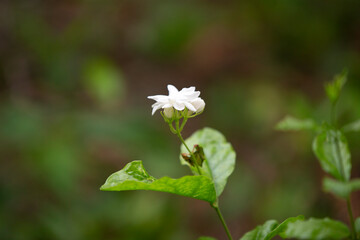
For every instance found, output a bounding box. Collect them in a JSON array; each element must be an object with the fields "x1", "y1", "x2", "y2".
[{"x1": 1, "y1": 0, "x2": 360, "y2": 239}]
